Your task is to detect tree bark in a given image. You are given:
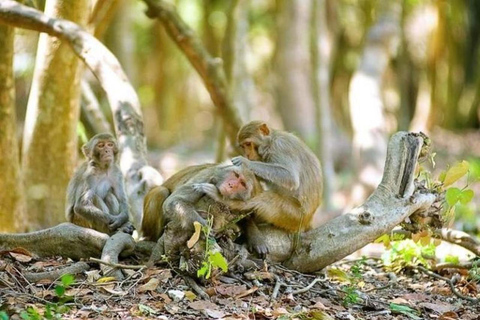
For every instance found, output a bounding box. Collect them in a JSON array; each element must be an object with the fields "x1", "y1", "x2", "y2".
[
  {"x1": 0, "y1": 0, "x2": 164, "y2": 230},
  {"x1": 348, "y1": 4, "x2": 400, "y2": 205},
  {"x1": 21, "y1": 0, "x2": 89, "y2": 230},
  {"x1": 0, "y1": 21, "x2": 24, "y2": 232},
  {"x1": 312, "y1": 0, "x2": 335, "y2": 211},
  {"x1": 274, "y1": 0, "x2": 316, "y2": 143},
  {"x1": 141, "y1": 0, "x2": 243, "y2": 148}
]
